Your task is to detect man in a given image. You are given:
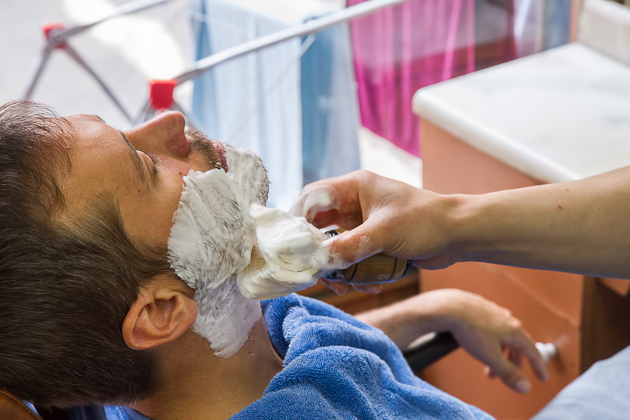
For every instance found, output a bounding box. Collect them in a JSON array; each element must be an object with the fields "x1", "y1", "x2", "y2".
[{"x1": 0, "y1": 101, "x2": 545, "y2": 419}]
